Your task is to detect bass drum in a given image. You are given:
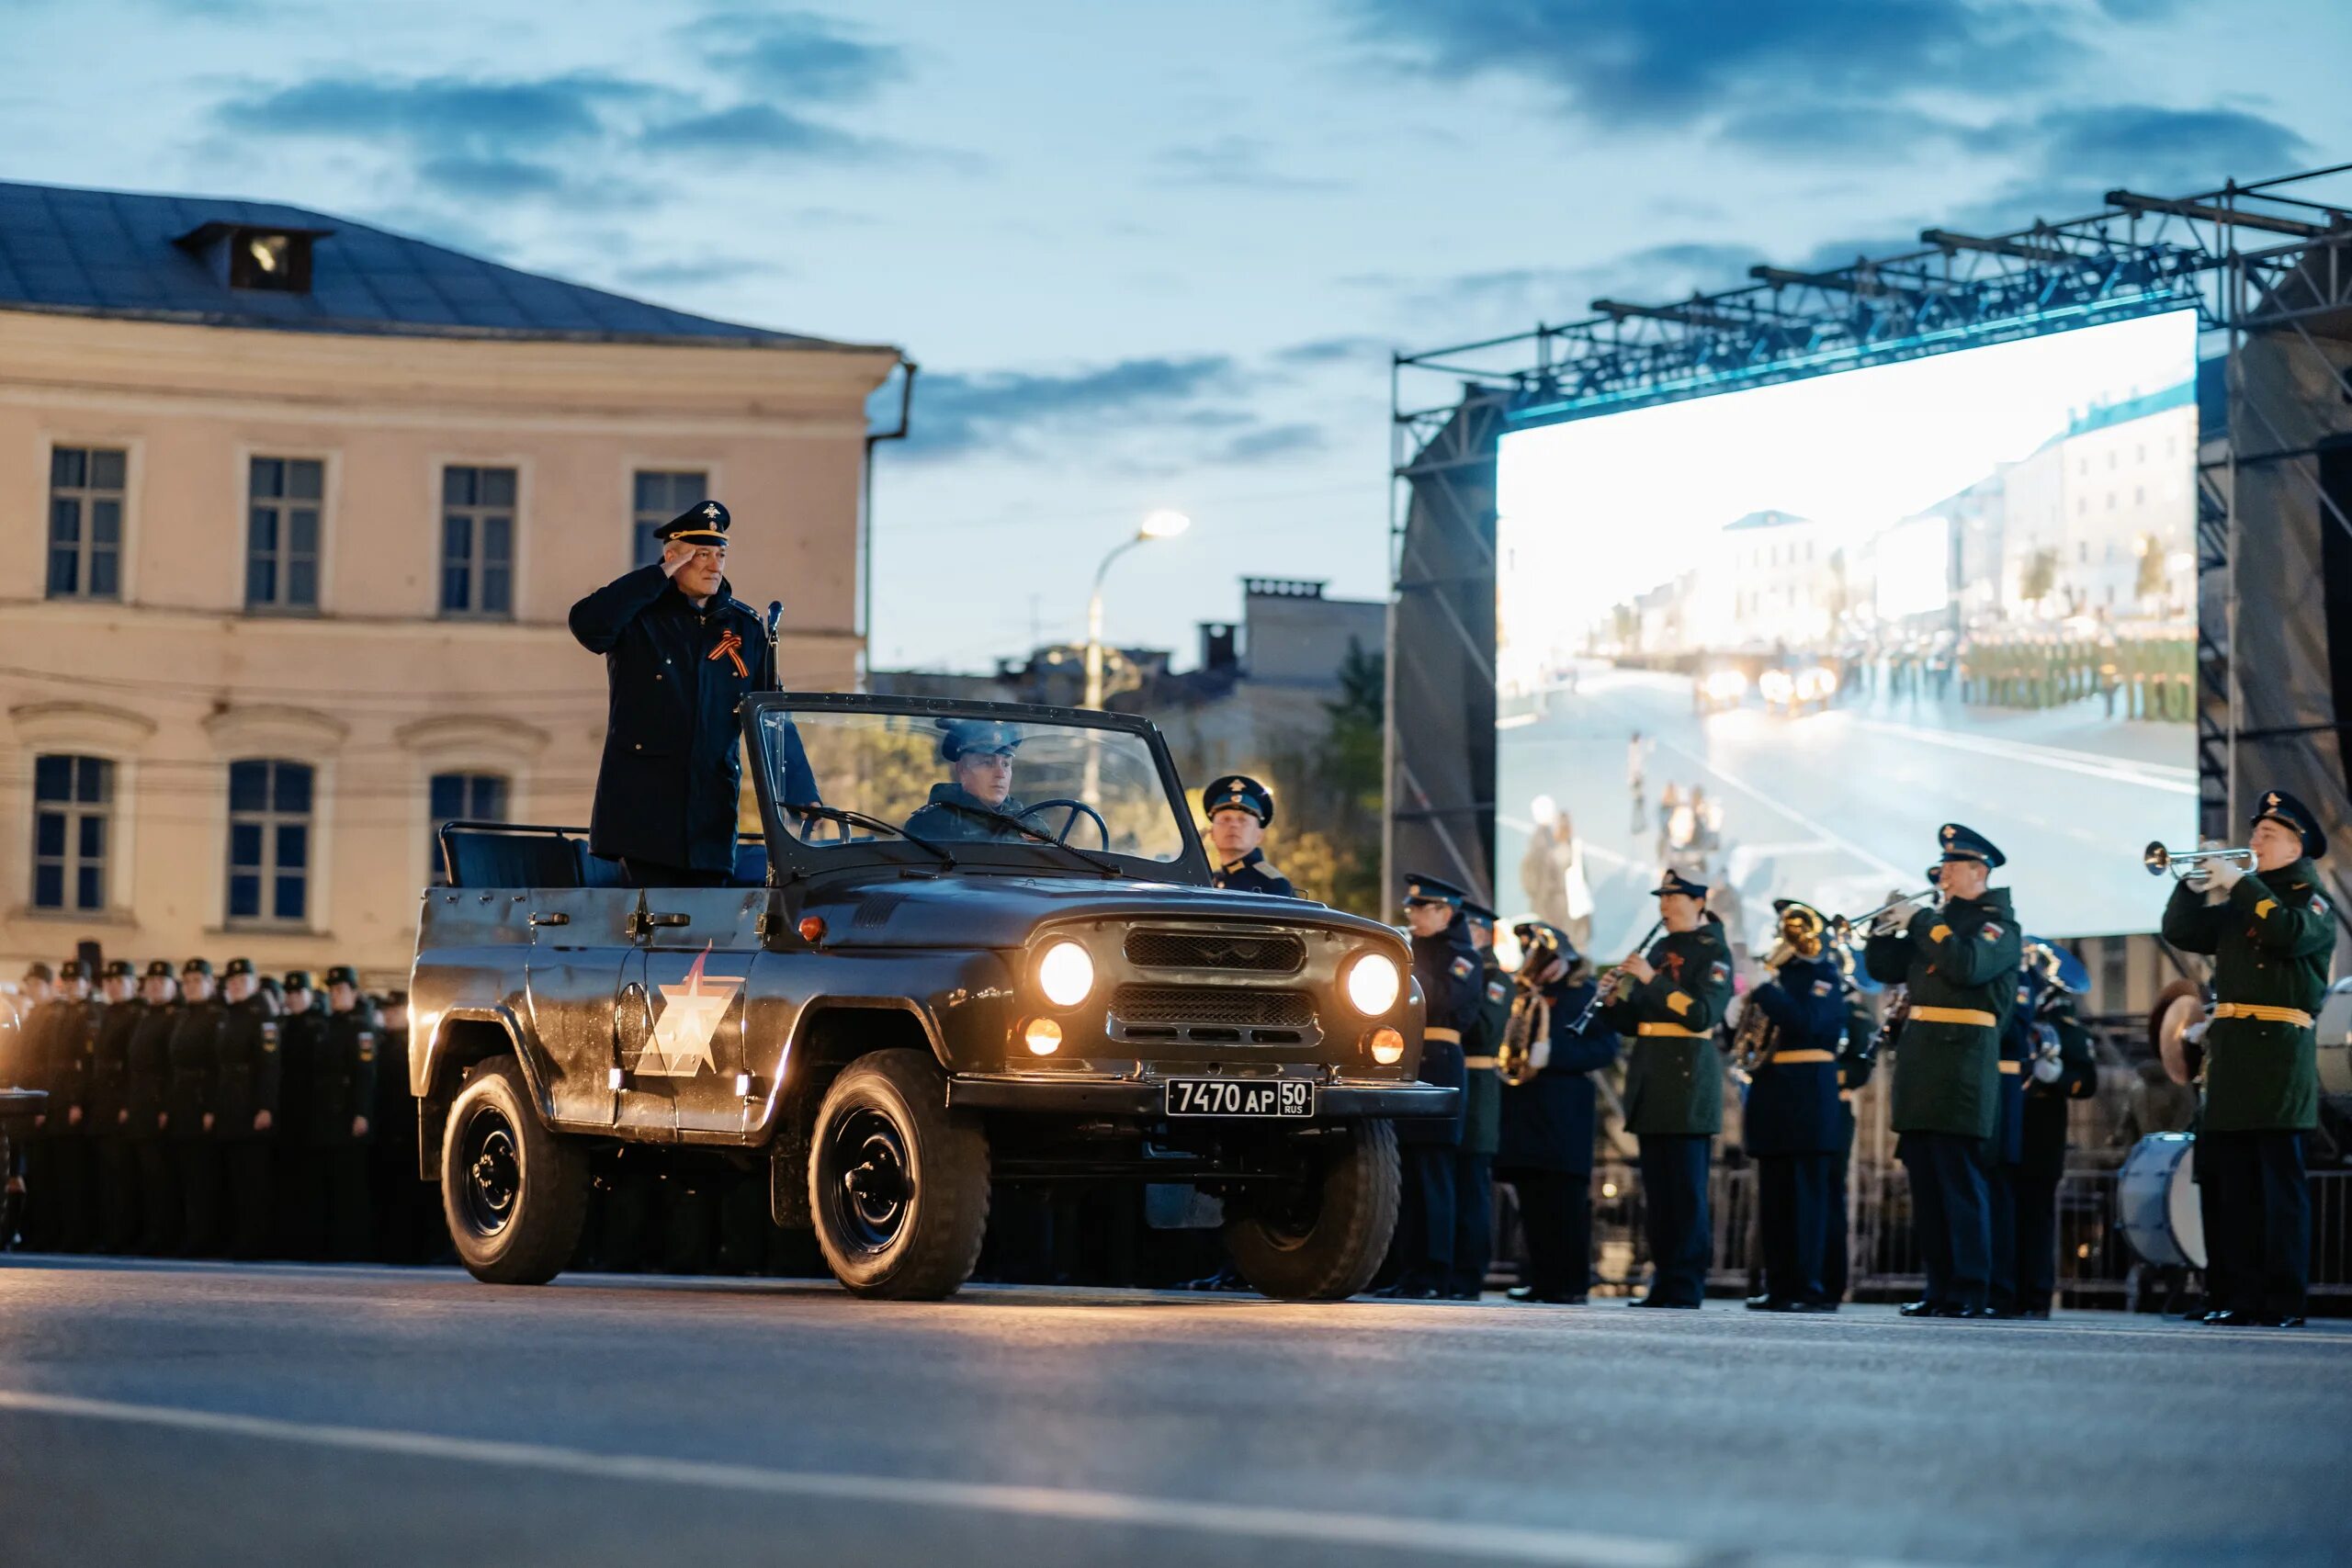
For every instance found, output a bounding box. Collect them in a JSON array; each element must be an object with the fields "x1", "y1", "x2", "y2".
[{"x1": 2118, "y1": 1133, "x2": 2205, "y2": 1270}]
